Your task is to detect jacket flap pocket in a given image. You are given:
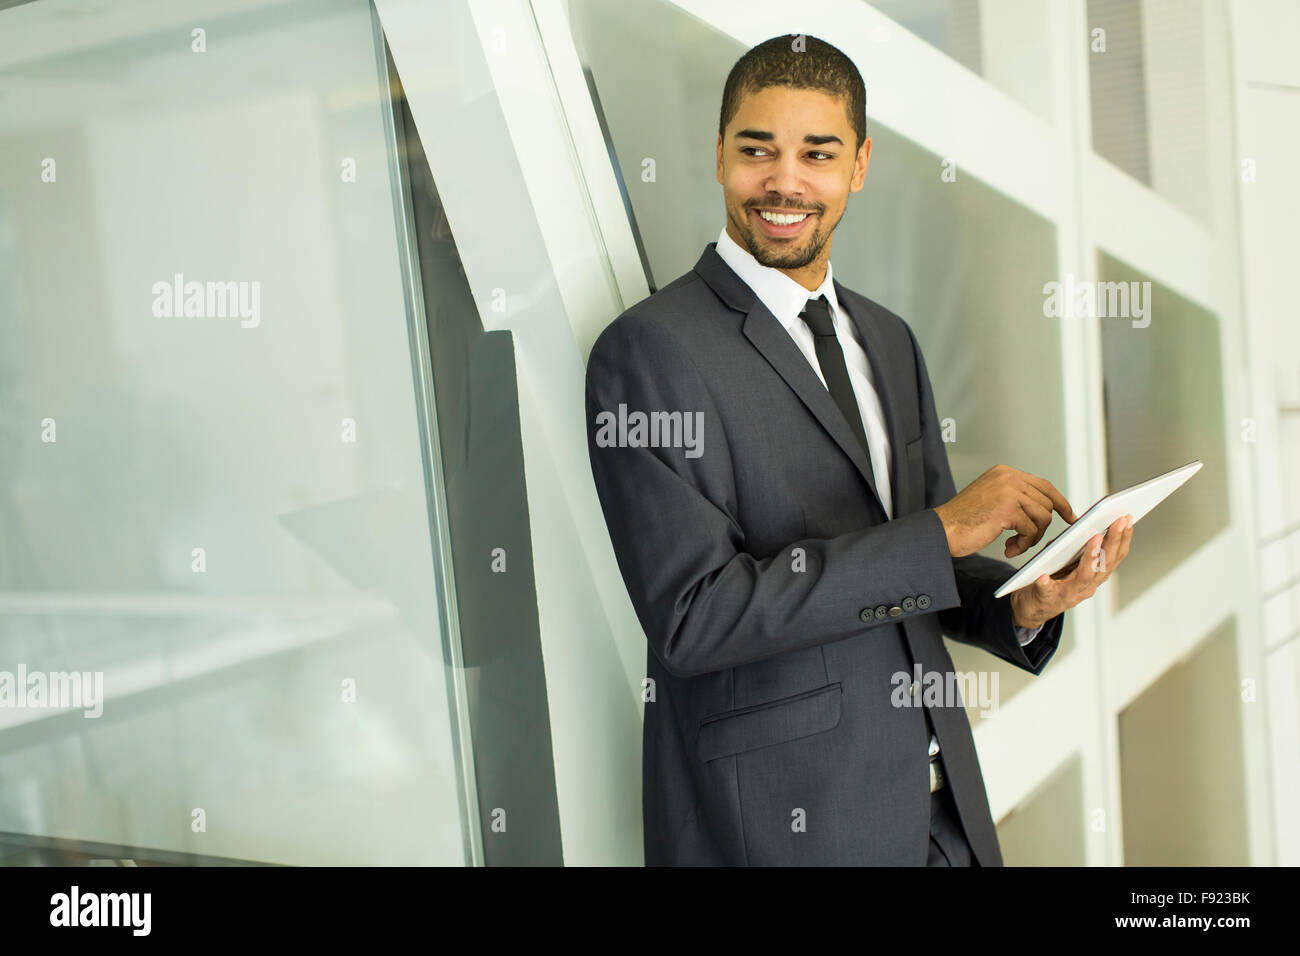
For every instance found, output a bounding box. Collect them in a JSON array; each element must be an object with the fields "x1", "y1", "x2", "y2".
[{"x1": 697, "y1": 682, "x2": 842, "y2": 762}]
